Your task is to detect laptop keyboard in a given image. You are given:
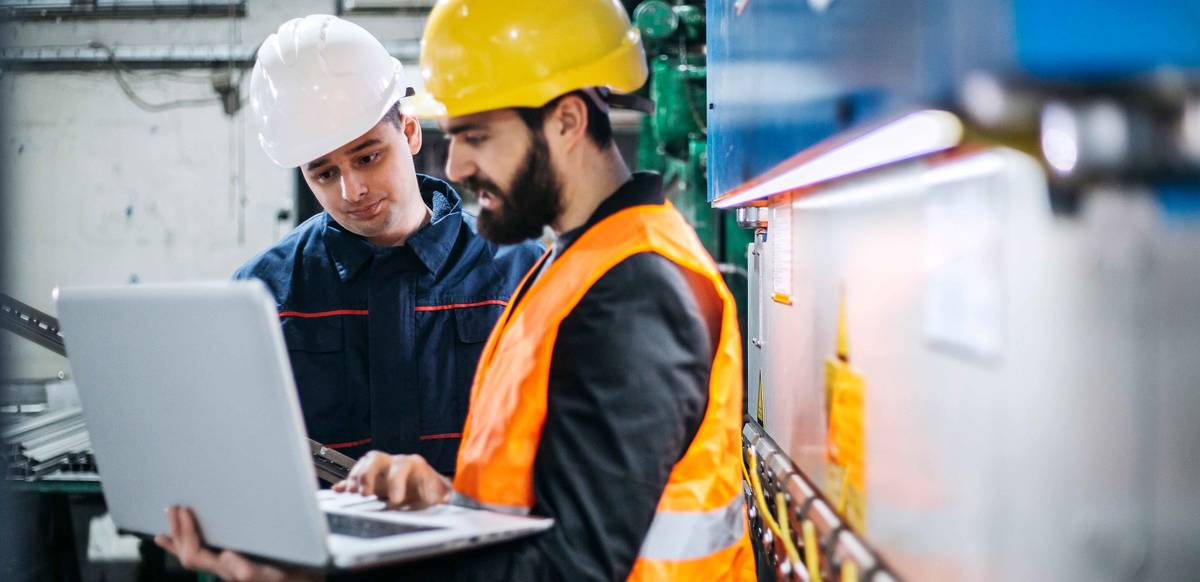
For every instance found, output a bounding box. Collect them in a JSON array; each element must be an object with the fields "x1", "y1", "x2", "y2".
[{"x1": 325, "y1": 512, "x2": 440, "y2": 539}]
